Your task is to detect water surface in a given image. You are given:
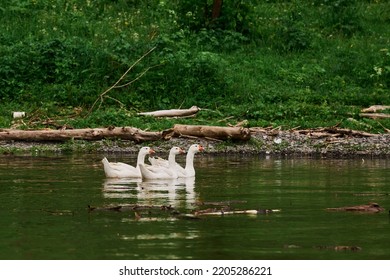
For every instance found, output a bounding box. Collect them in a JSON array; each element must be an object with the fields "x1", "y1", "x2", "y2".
[{"x1": 0, "y1": 153, "x2": 389, "y2": 260}]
